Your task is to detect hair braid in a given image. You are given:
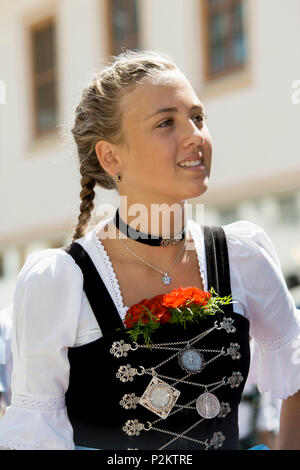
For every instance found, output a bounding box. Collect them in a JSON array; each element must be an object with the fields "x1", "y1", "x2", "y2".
[{"x1": 72, "y1": 174, "x2": 96, "y2": 243}]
